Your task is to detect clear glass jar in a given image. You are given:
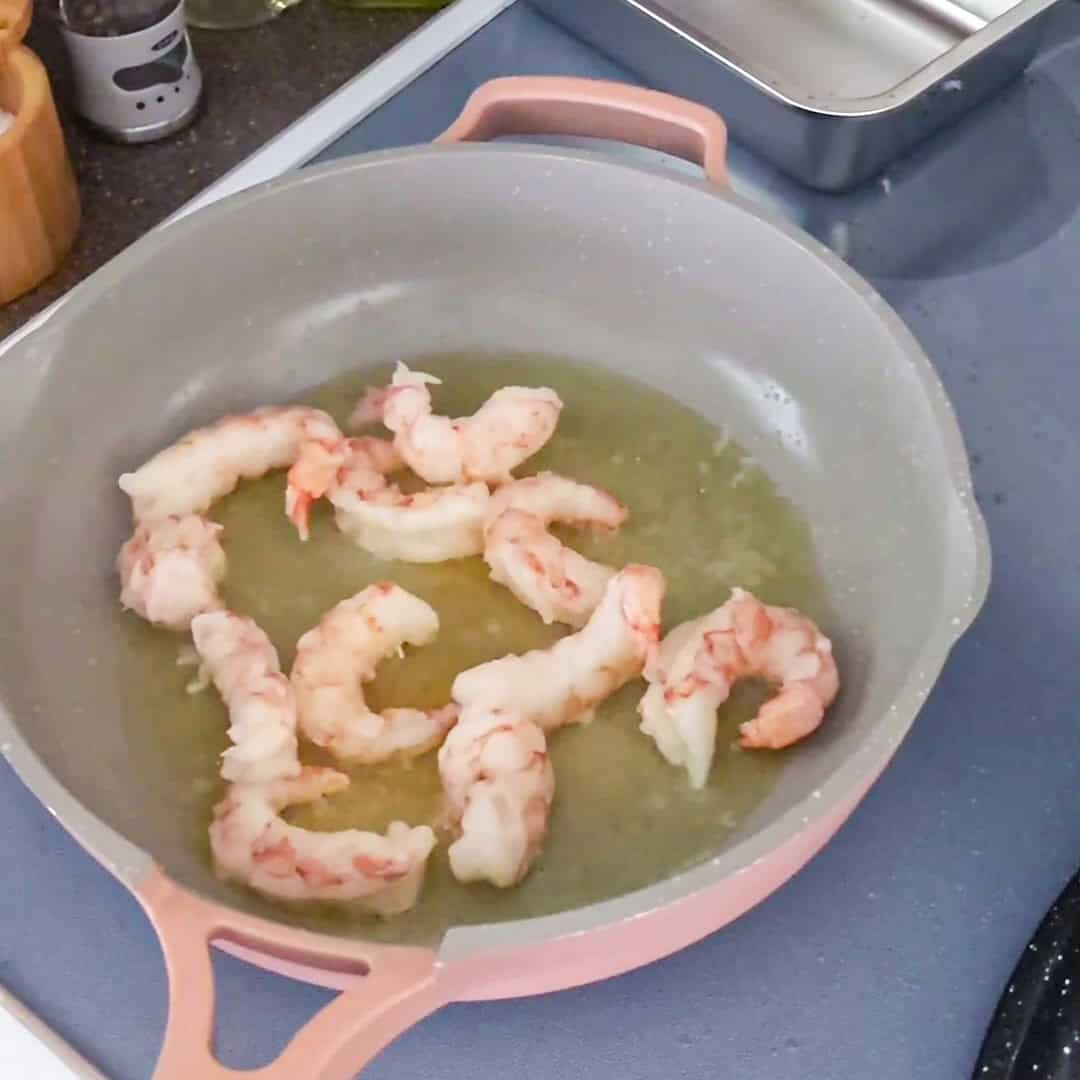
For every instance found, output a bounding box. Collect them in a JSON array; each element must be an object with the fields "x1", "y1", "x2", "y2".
[
  {"x1": 183, "y1": 0, "x2": 297, "y2": 30},
  {"x1": 324, "y1": 0, "x2": 451, "y2": 7},
  {"x1": 325, "y1": 0, "x2": 451, "y2": 8}
]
